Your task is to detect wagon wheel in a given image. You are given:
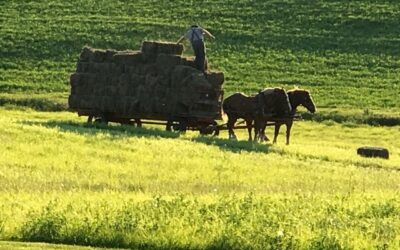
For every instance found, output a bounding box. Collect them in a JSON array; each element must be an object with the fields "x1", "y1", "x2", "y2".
[
  {"x1": 199, "y1": 121, "x2": 218, "y2": 136},
  {"x1": 166, "y1": 120, "x2": 173, "y2": 131},
  {"x1": 178, "y1": 118, "x2": 188, "y2": 132},
  {"x1": 87, "y1": 115, "x2": 94, "y2": 124},
  {"x1": 94, "y1": 114, "x2": 108, "y2": 125},
  {"x1": 135, "y1": 119, "x2": 142, "y2": 128}
]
